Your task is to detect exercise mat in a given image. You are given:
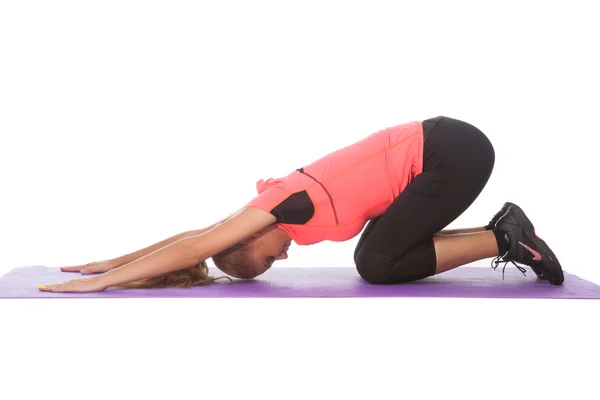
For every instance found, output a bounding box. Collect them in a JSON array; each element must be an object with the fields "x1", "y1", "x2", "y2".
[{"x1": 1, "y1": 264, "x2": 599, "y2": 299}]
